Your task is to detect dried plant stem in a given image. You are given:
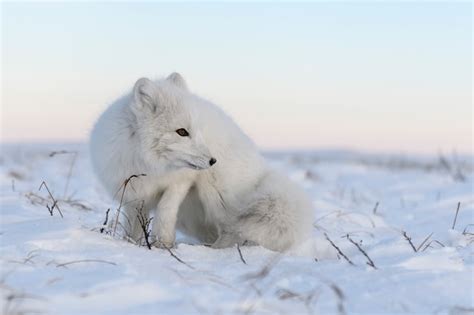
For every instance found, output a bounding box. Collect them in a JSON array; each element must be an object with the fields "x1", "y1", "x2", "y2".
[
  {"x1": 416, "y1": 232, "x2": 433, "y2": 252},
  {"x1": 56, "y1": 259, "x2": 116, "y2": 268},
  {"x1": 136, "y1": 201, "x2": 153, "y2": 250},
  {"x1": 163, "y1": 246, "x2": 194, "y2": 269},
  {"x1": 402, "y1": 231, "x2": 417, "y2": 252},
  {"x1": 242, "y1": 254, "x2": 282, "y2": 281},
  {"x1": 451, "y1": 202, "x2": 461, "y2": 230},
  {"x1": 462, "y1": 224, "x2": 474, "y2": 235},
  {"x1": 422, "y1": 240, "x2": 445, "y2": 251},
  {"x1": 100, "y1": 209, "x2": 110, "y2": 234},
  {"x1": 372, "y1": 202, "x2": 379, "y2": 215},
  {"x1": 237, "y1": 243, "x2": 247, "y2": 265},
  {"x1": 38, "y1": 181, "x2": 63, "y2": 218},
  {"x1": 345, "y1": 235, "x2": 377, "y2": 269},
  {"x1": 328, "y1": 282, "x2": 346, "y2": 315},
  {"x1": 324, "y1": 233, "x2": 354, "y2": 266}
]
